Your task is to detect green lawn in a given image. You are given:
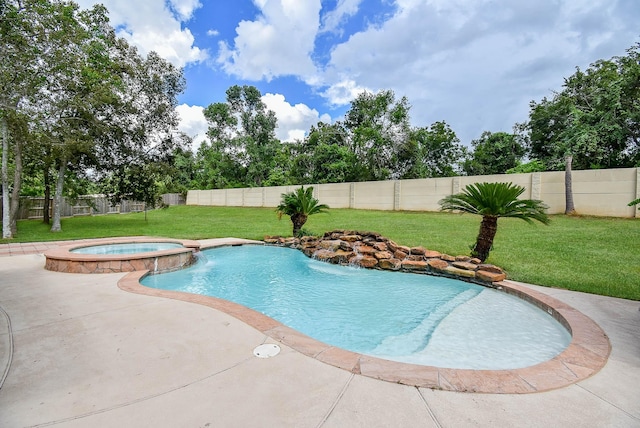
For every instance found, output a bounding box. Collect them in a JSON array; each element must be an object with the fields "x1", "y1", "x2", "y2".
[{"x1": 5, "y1": 205, "x2": 640, "y2": 300}]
